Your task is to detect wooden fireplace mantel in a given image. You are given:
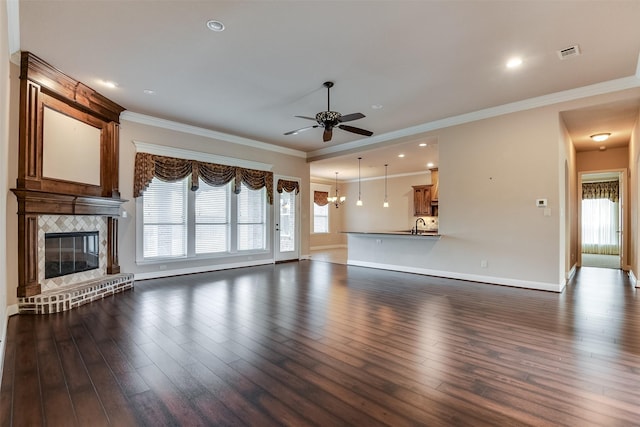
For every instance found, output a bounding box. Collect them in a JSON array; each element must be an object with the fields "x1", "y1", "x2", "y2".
[
  {"x1": 13, "y1": 52, "x2": 127, "y2": 298},
  {"x1": 11, "y1": 189, "x2": 126, "y2": 217}
]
